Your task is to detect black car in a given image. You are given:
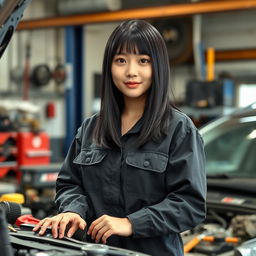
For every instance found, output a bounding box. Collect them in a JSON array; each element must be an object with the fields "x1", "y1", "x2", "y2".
[{"x1": 184, "y1": 103, "x2": 256, "y2": 256}]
